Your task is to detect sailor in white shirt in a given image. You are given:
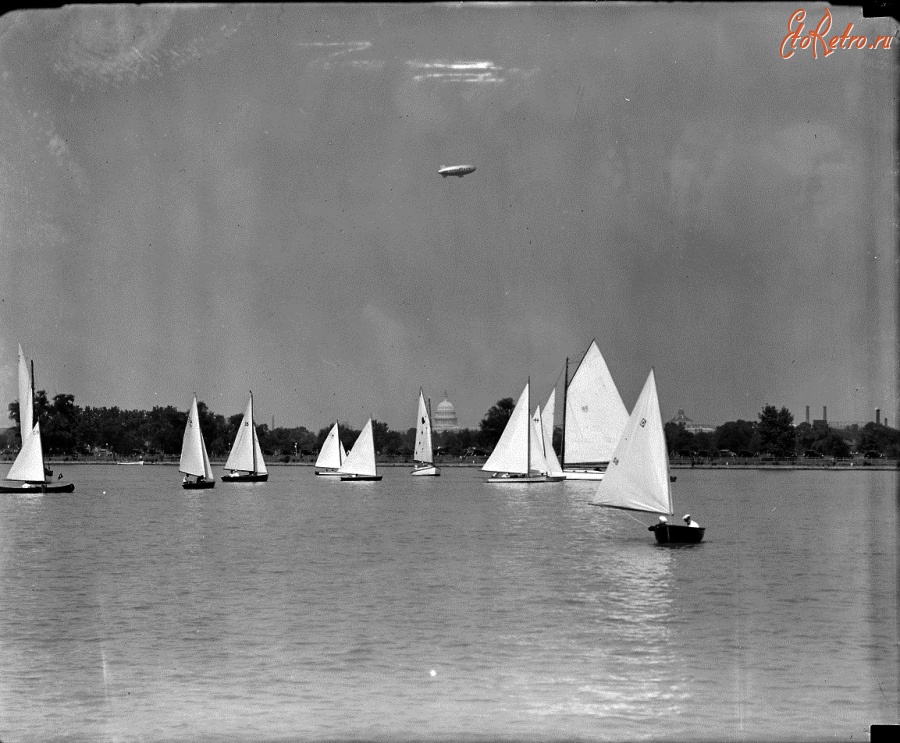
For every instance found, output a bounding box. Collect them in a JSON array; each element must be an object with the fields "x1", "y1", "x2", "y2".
[{"x1": 683, "y1": 514, "x2": 701, "y2": 528}]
